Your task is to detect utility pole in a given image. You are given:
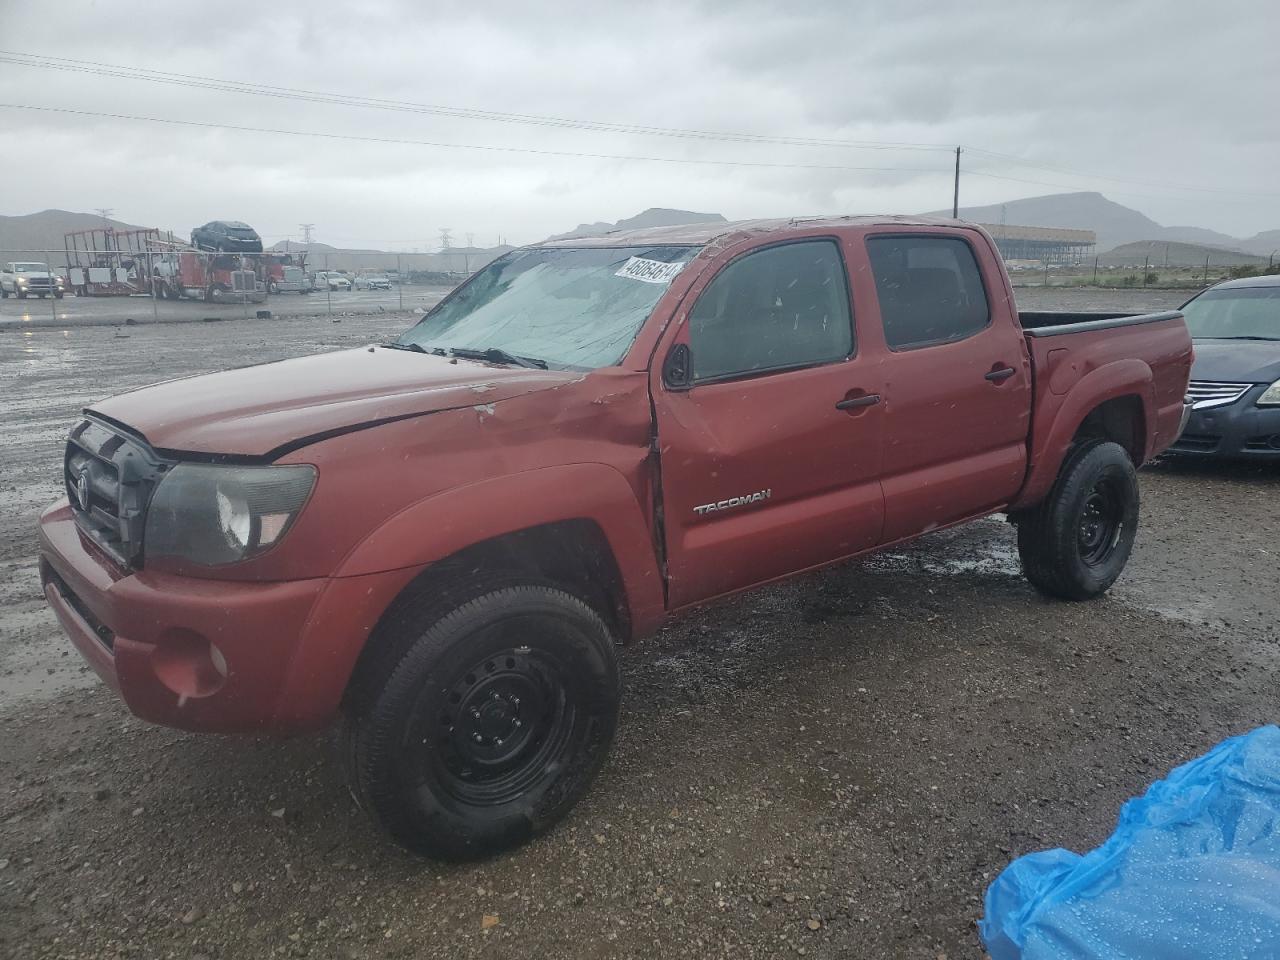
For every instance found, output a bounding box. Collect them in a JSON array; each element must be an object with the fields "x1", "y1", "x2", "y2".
[
  {"x1": 299, "y1": 223, "x2": 315, "y2": 245},
  {"x1": 952, "y1": 146, "x2": 961, "y2": 219},
  {"x1": 94, "y1": 208, "x2": 115, "y2": 252}
]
